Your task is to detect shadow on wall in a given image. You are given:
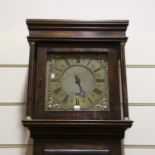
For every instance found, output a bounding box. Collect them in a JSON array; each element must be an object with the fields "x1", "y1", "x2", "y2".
[{"x1": 25, "y1": 138, "x2": 33, "y2": 155}]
